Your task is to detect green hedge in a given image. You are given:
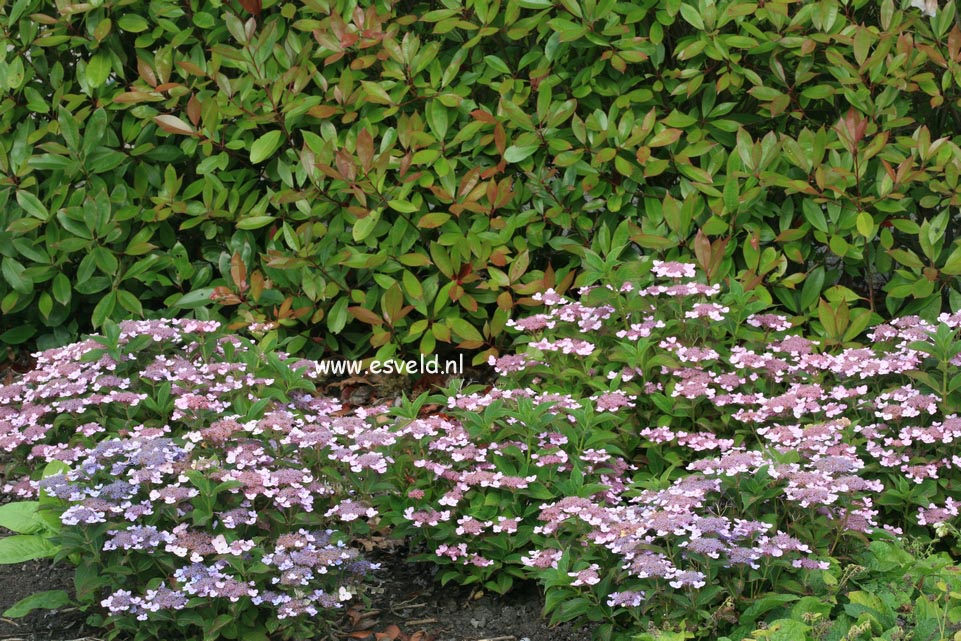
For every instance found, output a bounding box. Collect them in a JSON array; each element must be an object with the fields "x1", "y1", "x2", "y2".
[{"x1": 2, "y1": 0, "x2": 961, "y2": 360}]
